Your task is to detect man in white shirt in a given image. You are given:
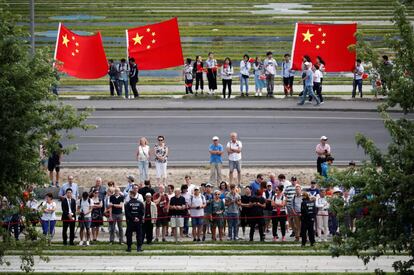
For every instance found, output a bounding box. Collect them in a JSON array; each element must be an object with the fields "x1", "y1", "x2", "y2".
[
  {"x1": 226, "y1": 132, "x2": 243, "y2": 186},
  {"x1": 124, "y1": 184, "x2": 144, "y2": 203},
  {"x1": 184, "y1": 175, "x2": 196, "y2": 195},
  {"x1": 189, "y1": 187, "x2": 206, "y2": 241},
  {"x1": 264, "y1": 51, "x2": 277, "y2": 97},
  {"x1": 281, "y1": 53, "x2": 295, "y2": 96},
  {"x1": 352, "y1": 59, "x2": 364, "y2": 98}
]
